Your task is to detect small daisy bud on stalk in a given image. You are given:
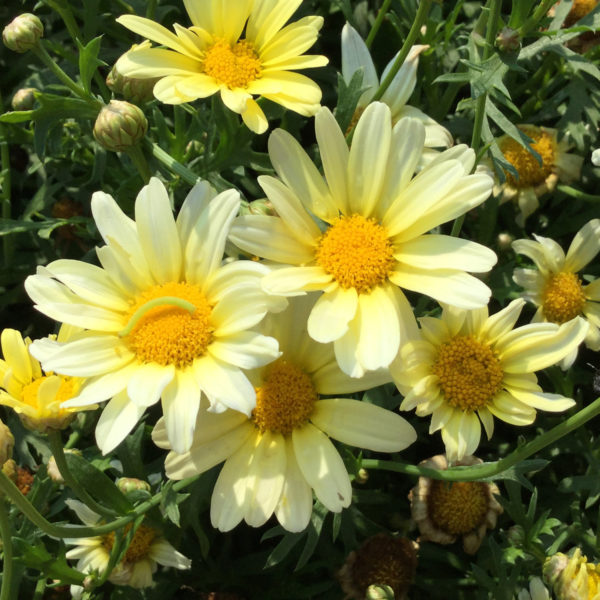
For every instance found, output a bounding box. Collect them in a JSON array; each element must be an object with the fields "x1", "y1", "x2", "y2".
[
  {"x1": 106, "y1": 63, "x2": 158, "y2": 105},
  {"x1": 2, "y1": 13, "x2": 43, "y2": 53},
  {"x1": 0, "y1": 420, "x2": 14, "y2": 467},
  {"x1": 93, "y1": 100, "x2": 148, "y2": 152},
  {"x1": 495, "y1": 27, "x2": 521, "y2": 52},
  {"x1": 116, "y1": 477, "x2": 151, "y2": 495},
  {"x1": 11, "y1": 87, "x2": 37, "y2": 111}
]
